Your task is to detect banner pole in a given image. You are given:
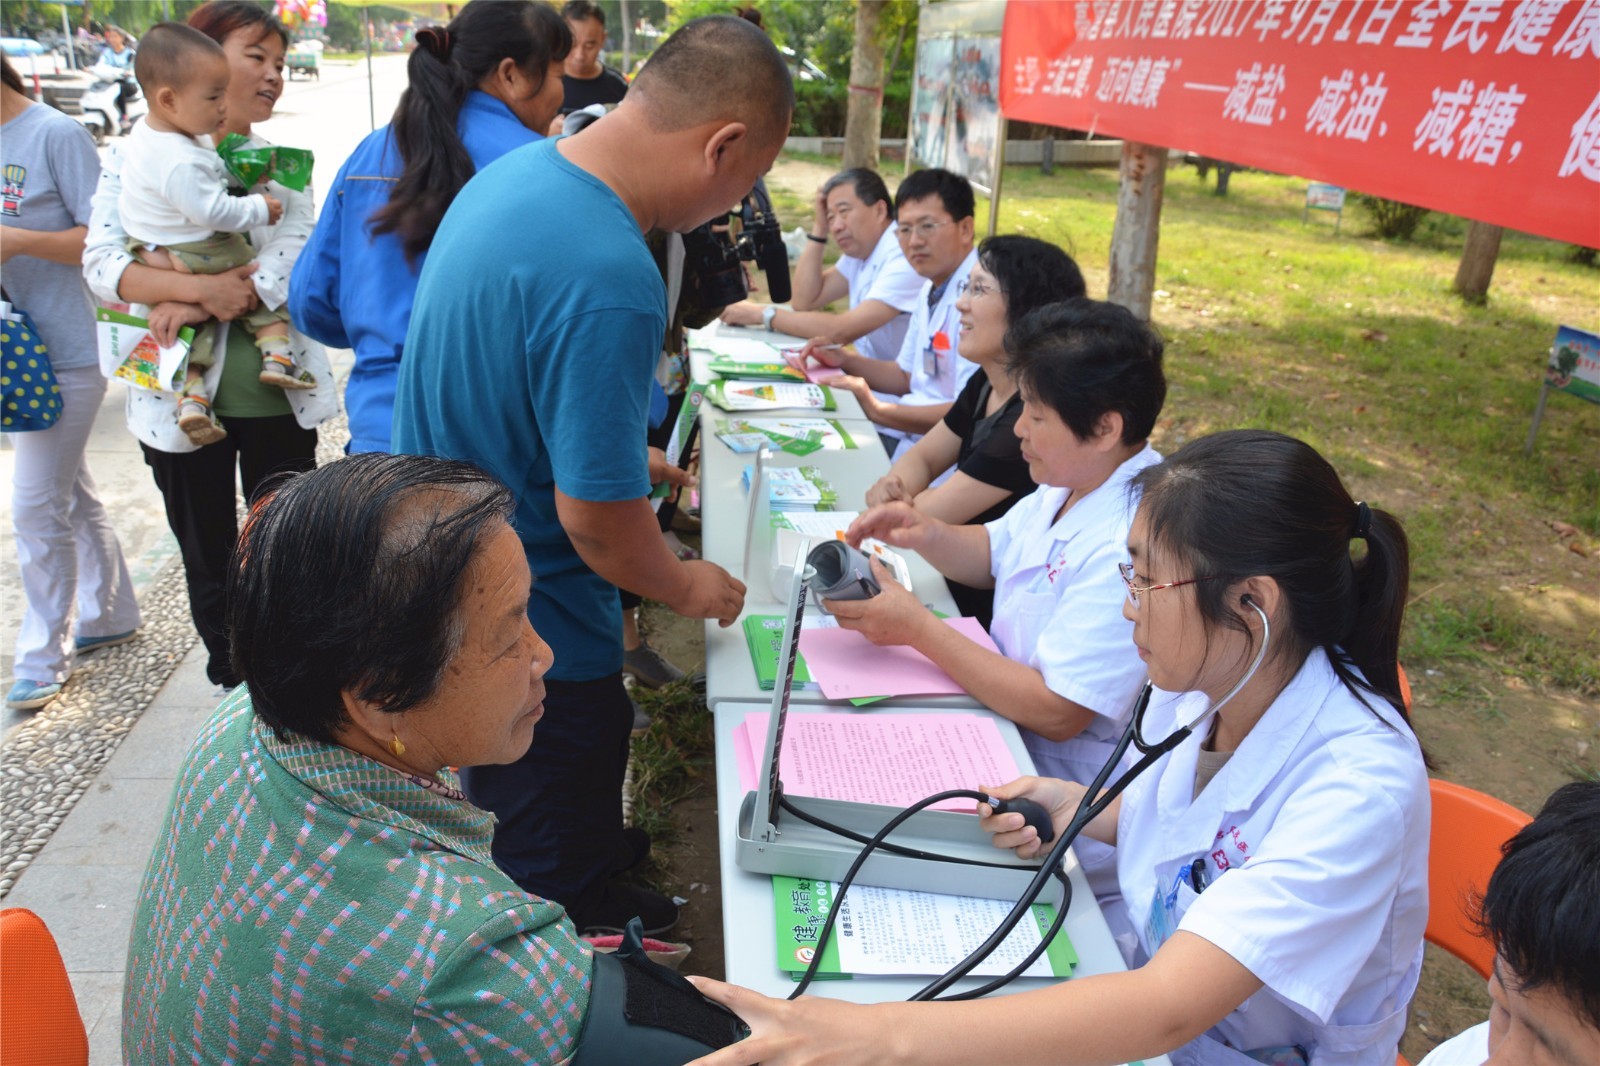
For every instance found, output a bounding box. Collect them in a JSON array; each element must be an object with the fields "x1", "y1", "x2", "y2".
[
  {"x1": 986, "y1": 114, "x2": 1008, "y2": 238},
  {"x1": 1524, "y1": 381, "x2": 1551, "y2": 456},
  {"x1": 365, "y1": 6, "x2": 376, "y2": 131}
]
